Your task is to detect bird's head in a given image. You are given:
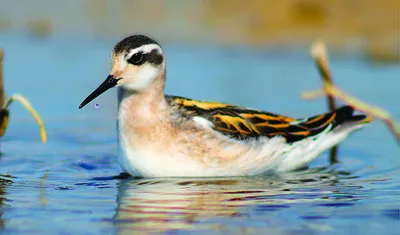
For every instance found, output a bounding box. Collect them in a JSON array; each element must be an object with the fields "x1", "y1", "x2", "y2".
[{"x1": 79, "y1": 35, "x2": 165, "y2": 109}]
